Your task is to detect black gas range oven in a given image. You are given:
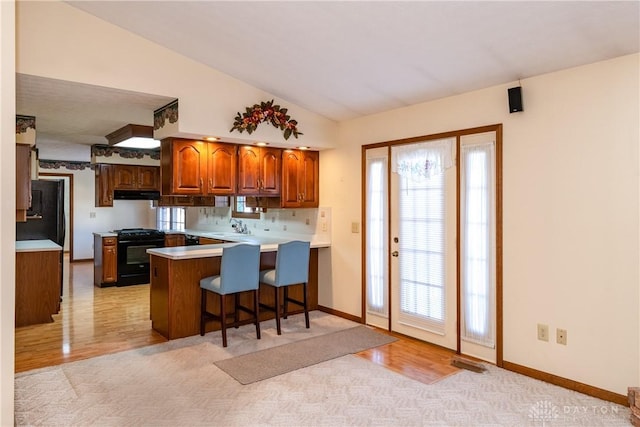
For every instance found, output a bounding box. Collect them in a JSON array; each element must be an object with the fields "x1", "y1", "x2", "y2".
[{"x1": 114, "y1": 228, "x2": 165, "y2": 286}]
